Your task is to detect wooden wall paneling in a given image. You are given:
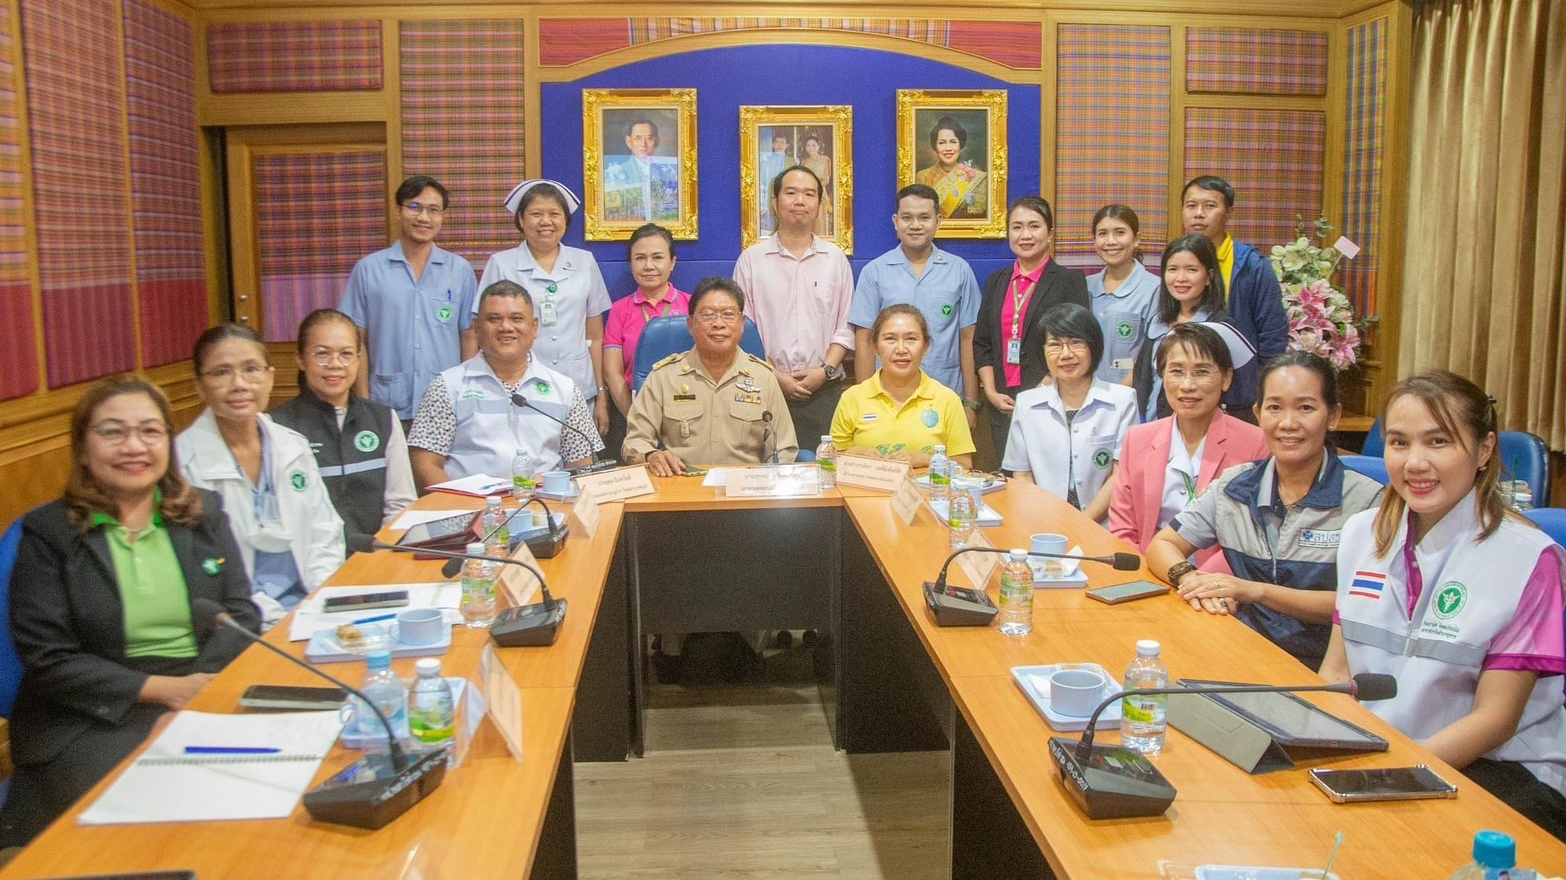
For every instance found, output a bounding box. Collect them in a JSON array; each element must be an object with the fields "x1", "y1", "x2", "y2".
[
  {"x1": 381, "y1": 18, "x2": 402, "y2": 194},
  {"x1": 0, "y1": 0, "x2": 42, "y2": 402},
  {"x1": 179, "y1": 0, "x2": 1356, "y2": 18},
  {"x1": 1039, "y1": 10, "x2": 1057, "y2": 212}
]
